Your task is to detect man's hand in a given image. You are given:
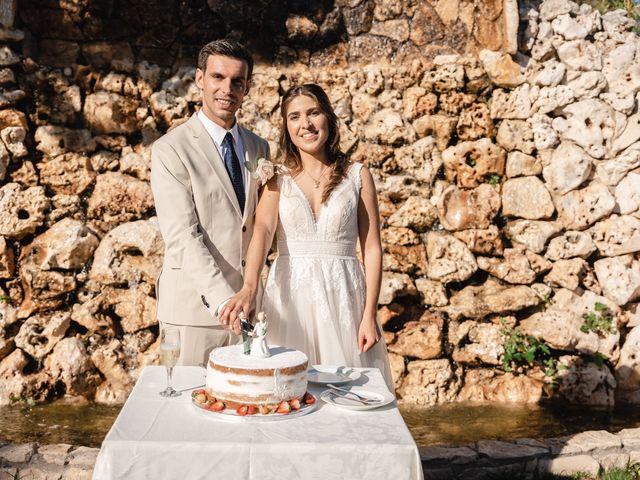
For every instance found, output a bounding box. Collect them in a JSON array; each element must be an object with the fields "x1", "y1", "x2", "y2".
[{"x1": 218, "y1": 285, "x2": 256, "y2": 336}]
